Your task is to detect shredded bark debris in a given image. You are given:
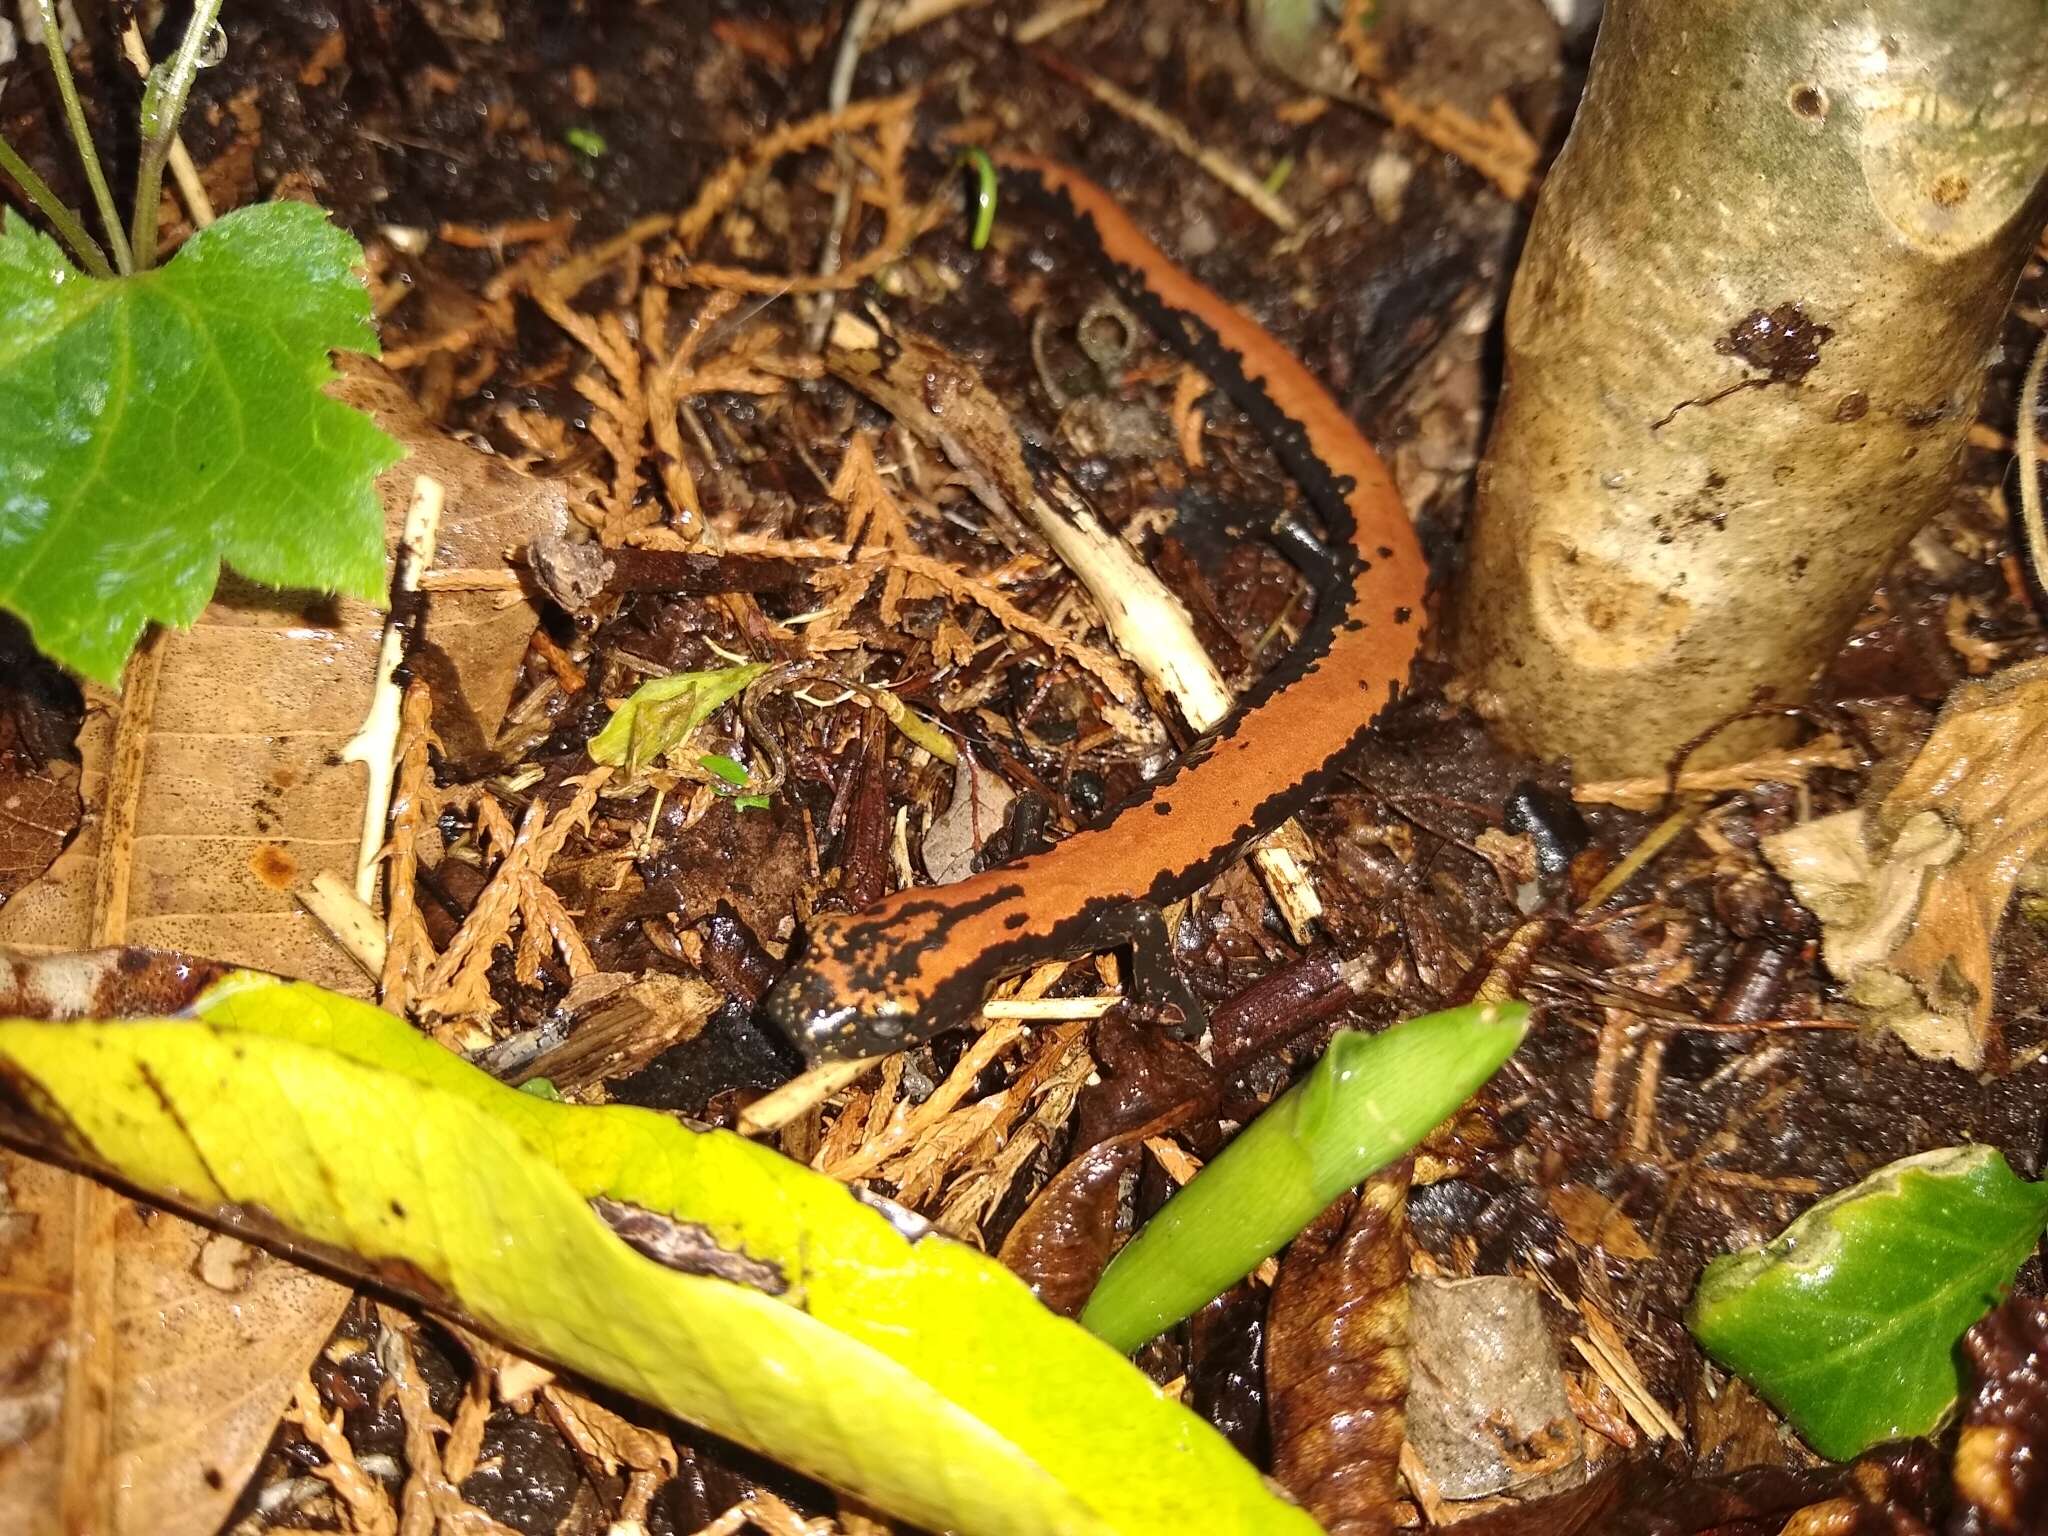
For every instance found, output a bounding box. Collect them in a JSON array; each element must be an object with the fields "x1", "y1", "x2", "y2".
[{"x1": 6, "y1": 0, "x2": 2048, "y2": 1531}]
